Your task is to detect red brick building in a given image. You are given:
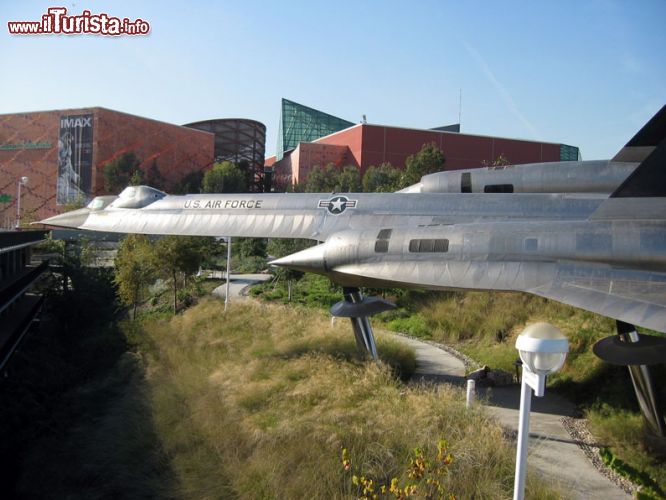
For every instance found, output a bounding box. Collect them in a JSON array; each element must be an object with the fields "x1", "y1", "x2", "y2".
[
  {"x1": 267, "y1": 99, "x2": 579, "y2": 188},
  {"x1": 271, "y1": 123, "x2": 579, "y2": 187},
  {"x1": 0, "y1": 107, "x2": 215, "y2": 226}
]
